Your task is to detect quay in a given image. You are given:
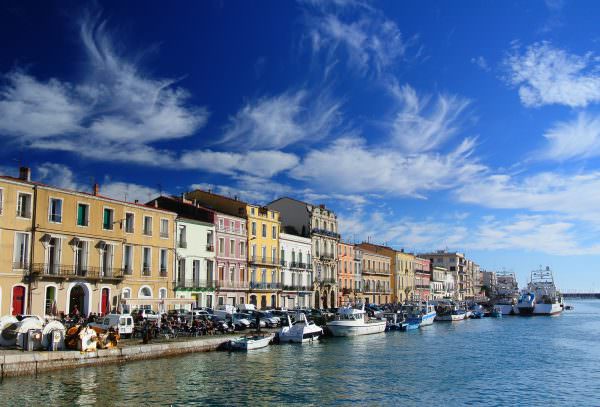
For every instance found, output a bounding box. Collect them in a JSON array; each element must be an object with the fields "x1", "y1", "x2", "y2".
[{"x1": 0, "y1": 336, "x2": 233, "y2": 379}]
